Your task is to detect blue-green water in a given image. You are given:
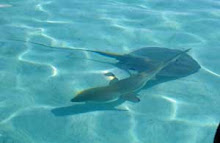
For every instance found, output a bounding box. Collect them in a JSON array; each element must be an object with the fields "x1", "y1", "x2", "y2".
[{"x1": 0, "y1": 0, "x2": 220, "y2": 143}]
